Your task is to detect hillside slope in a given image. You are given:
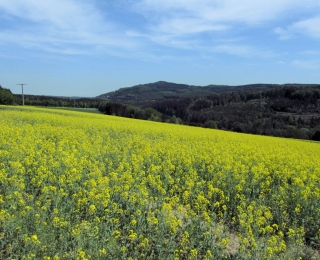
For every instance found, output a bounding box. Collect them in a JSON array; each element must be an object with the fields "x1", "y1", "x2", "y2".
[{"x1": 97, "y1": 81, "x2": 318, "y2": 105}]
